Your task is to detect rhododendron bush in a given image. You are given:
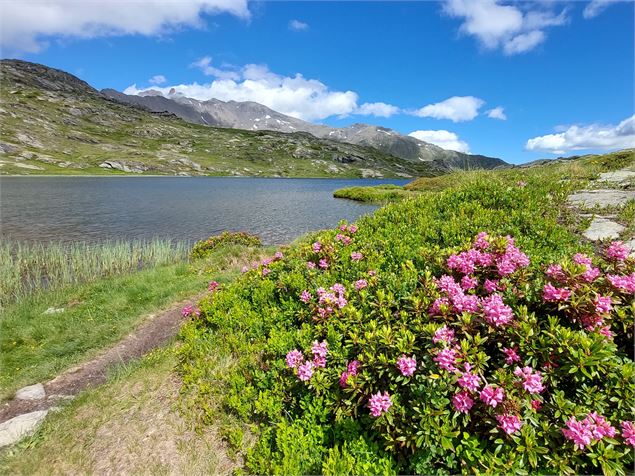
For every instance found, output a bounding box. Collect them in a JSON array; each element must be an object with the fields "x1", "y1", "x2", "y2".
[{"x1": 179, "y1": 169, "x2": 634, "y2": 475}]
